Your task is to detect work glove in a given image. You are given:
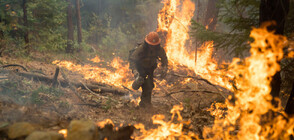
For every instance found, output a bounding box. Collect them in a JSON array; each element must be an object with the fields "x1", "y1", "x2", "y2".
[{"x1": 133, "y1": 69, "x2": 139, "y2": 77}]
